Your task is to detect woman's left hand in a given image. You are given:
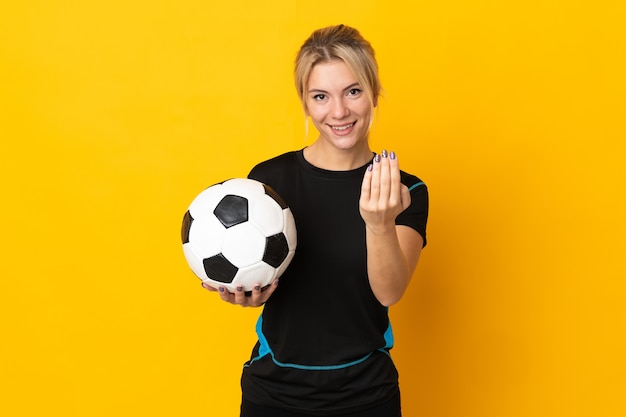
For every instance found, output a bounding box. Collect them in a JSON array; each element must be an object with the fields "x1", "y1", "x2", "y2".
[
  {"x1": 359, "y1": 150, "x2": 410, "y2": 231},
  {"x1": 359, "y1": 149, "x2": 422, "y2": 306}
]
